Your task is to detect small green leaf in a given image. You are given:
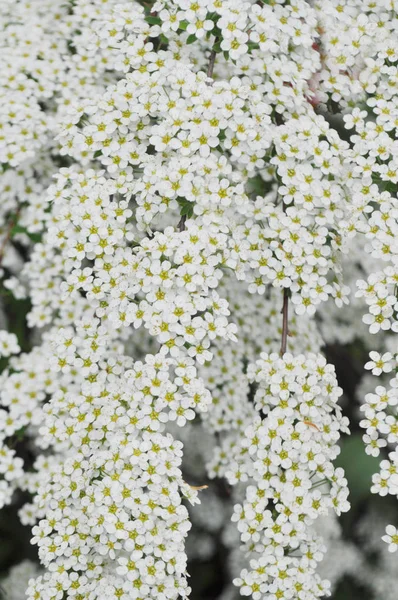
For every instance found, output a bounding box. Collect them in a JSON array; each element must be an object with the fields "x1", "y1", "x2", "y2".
[
  {"x1": 77, "y1": 114, "x2": 89, "y2": 128},
  {"x1": 176, "y1": 197, "x2": 194, "y2": 218},
  {"x1": 11, "y1": 225, "x2": 41, "y2": 243},
  {"x1": 145, "y1": 15, "x2": 161, "y2": 25},
  {"x1": 10, "y1": 224, "x2": 26, "y2": 236},
  {"x1": 181, "y1": 204, "x2": 194, "y2": 217}
]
